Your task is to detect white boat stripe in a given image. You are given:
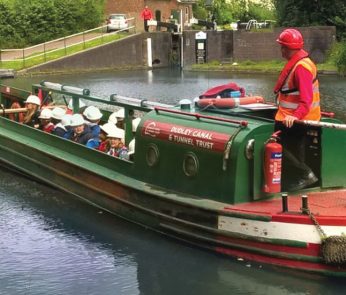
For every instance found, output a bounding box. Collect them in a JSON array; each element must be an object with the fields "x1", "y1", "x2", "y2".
[{"x1": 218, "y1": 216, "x2": 346, "y2": 244}]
